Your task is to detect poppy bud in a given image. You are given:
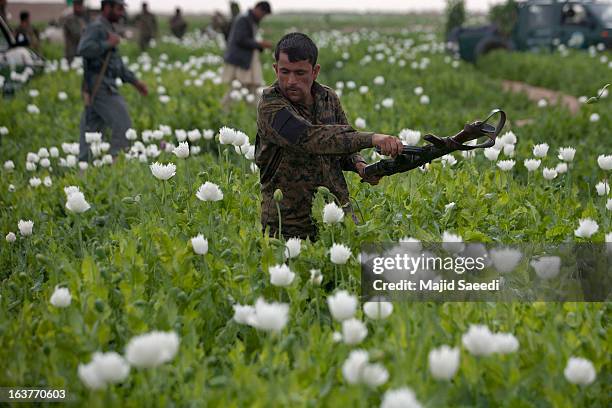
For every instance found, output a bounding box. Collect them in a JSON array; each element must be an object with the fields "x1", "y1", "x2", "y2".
[{"x1": 273, "y1": 188, "x2": 283, "y2": 202}]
